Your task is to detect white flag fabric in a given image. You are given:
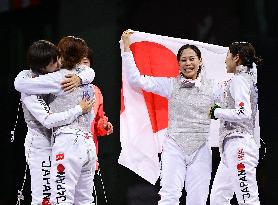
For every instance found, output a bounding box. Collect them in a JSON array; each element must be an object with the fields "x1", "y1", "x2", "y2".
[{"x1": 119, "y1": 30, "x2": 234, "y2": 185}]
